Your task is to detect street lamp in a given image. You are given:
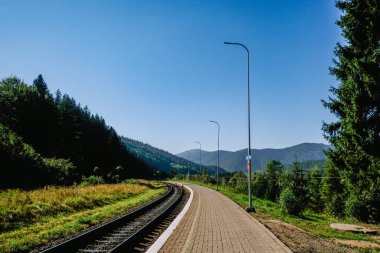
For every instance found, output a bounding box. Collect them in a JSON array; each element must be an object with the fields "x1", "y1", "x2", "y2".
[
  {"x1": 195, "y1": 141, "x2": 202, "y2": 174},
  {"x1": 224, "y1": 41, "x2": 254, "y2": 212},
  {"x1": 209, "y1": 120, "x2": 220, "y2": 191}
]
